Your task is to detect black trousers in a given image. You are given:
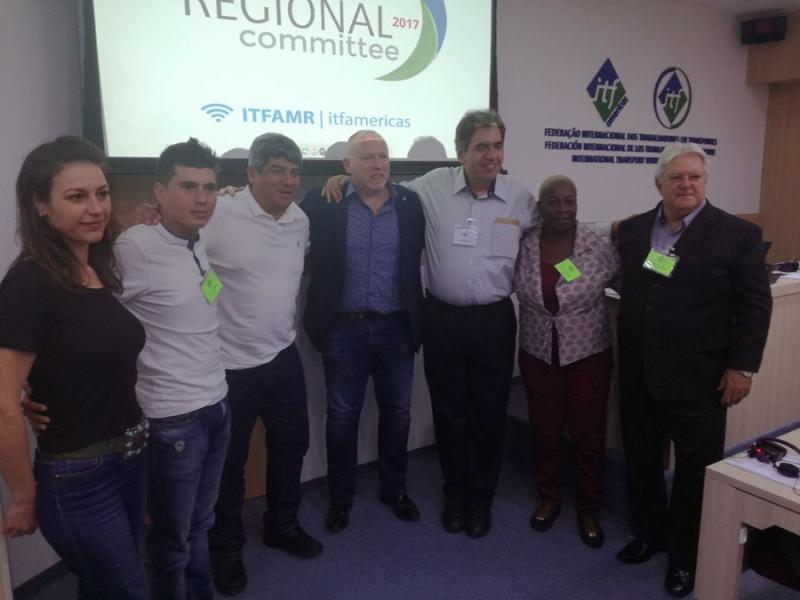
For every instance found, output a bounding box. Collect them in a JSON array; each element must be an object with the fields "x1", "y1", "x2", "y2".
[
  {"x1": 209, "y1": 344, "x2": 309, "y2": 554},
  {"x1": 620, "y1": 381, "x2": 726, "y2": 571},
  {"x1": 422, "y1": 295, "x2": 516, "y2": 510}
]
